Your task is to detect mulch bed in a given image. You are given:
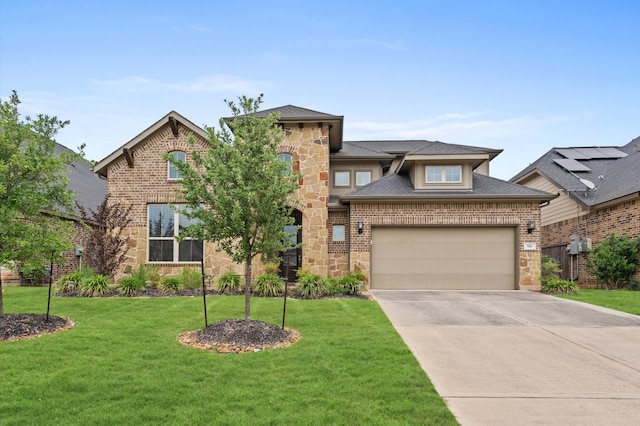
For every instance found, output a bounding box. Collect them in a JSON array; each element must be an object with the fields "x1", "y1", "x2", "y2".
[
  {"x1": 0, "y1": 314, "x2": 75, "y2": 342},
  {"x1": 178, "y1": 319, "x2": 300, "y2": 353}
]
